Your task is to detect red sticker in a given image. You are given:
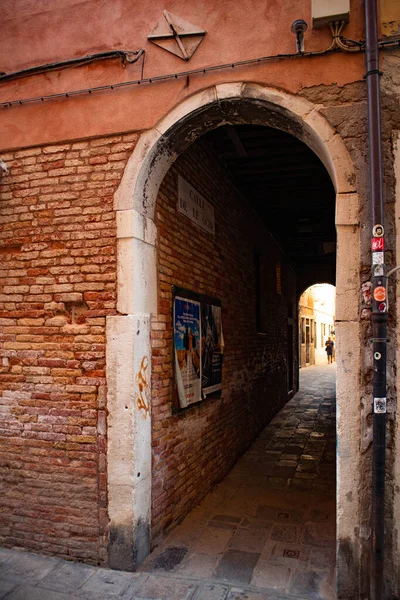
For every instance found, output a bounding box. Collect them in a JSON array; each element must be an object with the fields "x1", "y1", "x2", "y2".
[
  {"x1": 379, "y1": 302, "x2": 387, "y2": 313},
  {"x1": 372, "y1": 237, "x2": 384, "y2": 251},
  {"x1": 374, "y1": 286, "x2": 386, "y2": 302}
]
